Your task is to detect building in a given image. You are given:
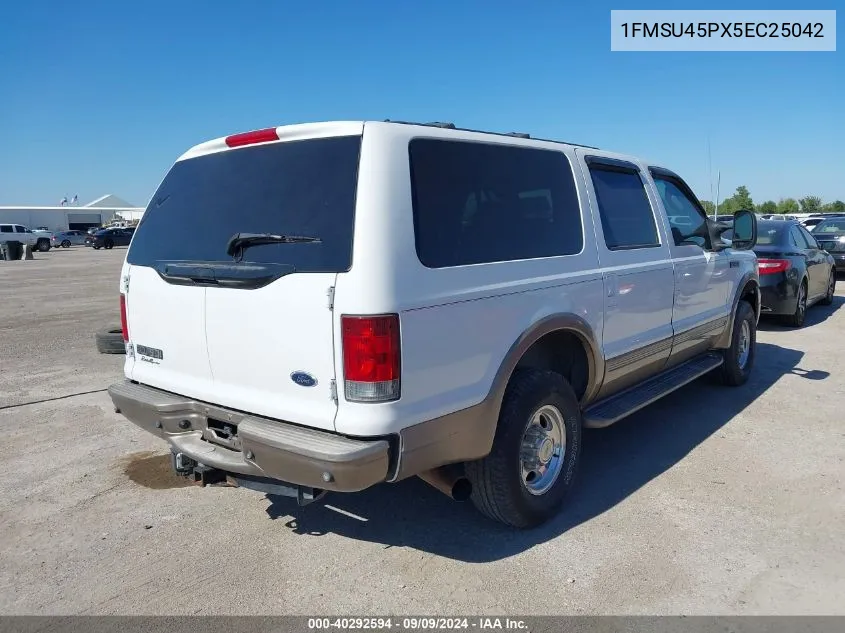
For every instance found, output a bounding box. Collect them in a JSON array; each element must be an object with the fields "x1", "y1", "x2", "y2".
[{"x1": 0, "y1": 194, "x2": 145, "y2": 232}]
